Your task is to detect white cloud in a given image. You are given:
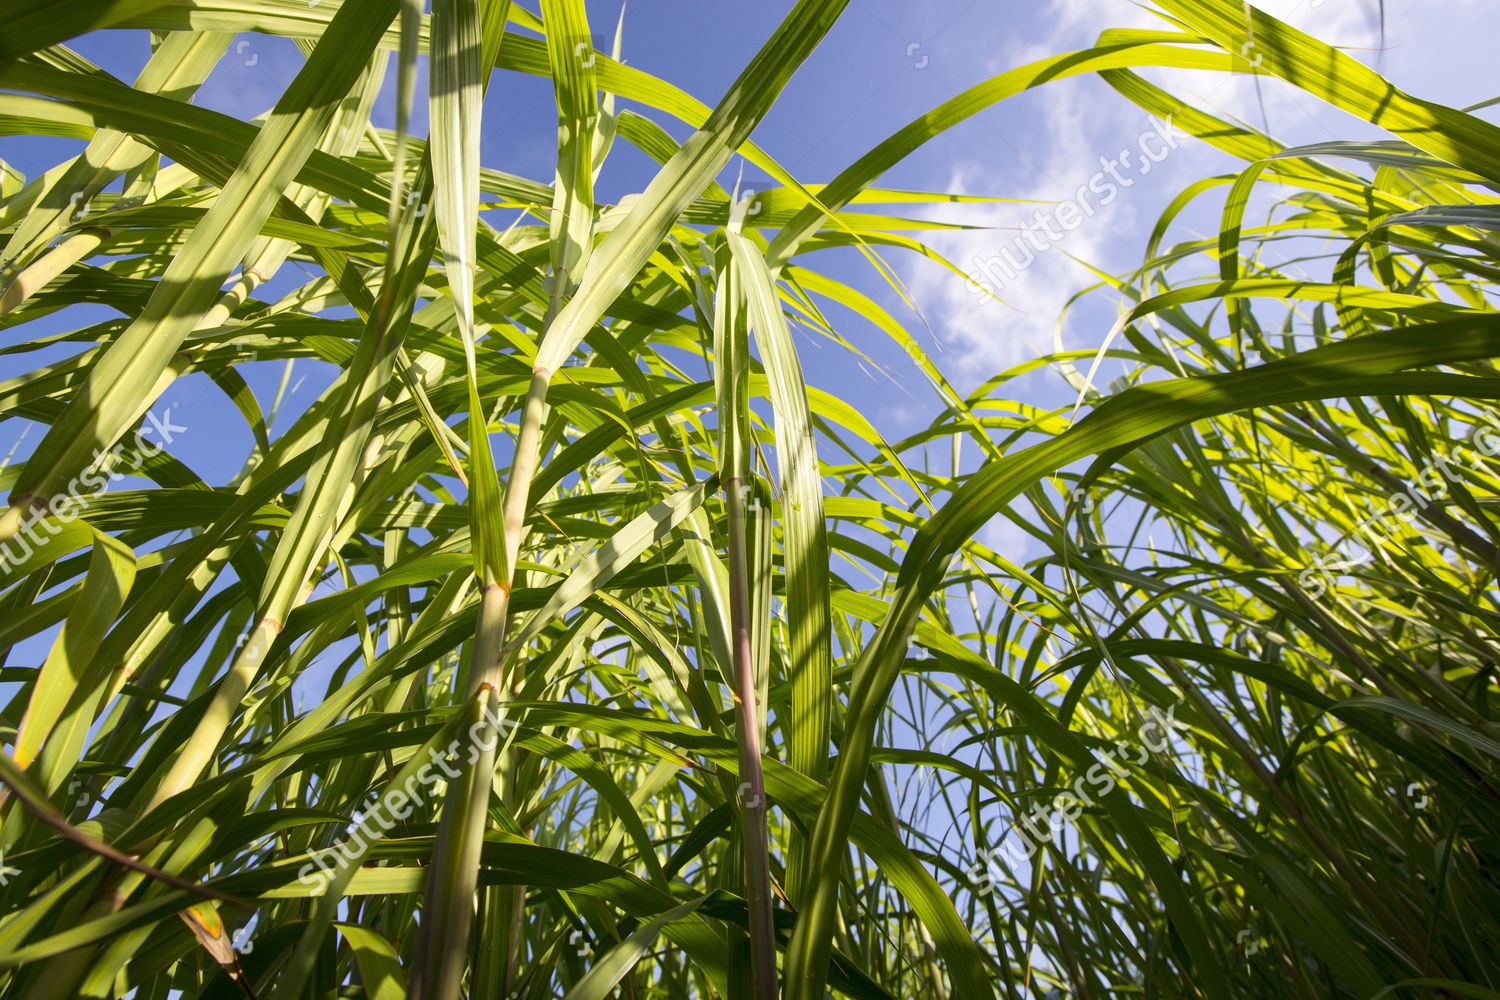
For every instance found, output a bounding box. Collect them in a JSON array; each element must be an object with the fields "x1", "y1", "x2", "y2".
[
  {"x1": 905, "y1": 60, "x2": 1197, "y2": 384},
  {"x1": 904, "y1": 0, "x2": 1495, "y2": 391}
]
